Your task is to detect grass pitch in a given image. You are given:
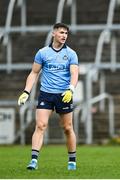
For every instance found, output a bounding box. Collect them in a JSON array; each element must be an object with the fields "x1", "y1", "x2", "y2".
[{"x1": 0, "y1": 145, "x2": 120, "y2": 179}]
